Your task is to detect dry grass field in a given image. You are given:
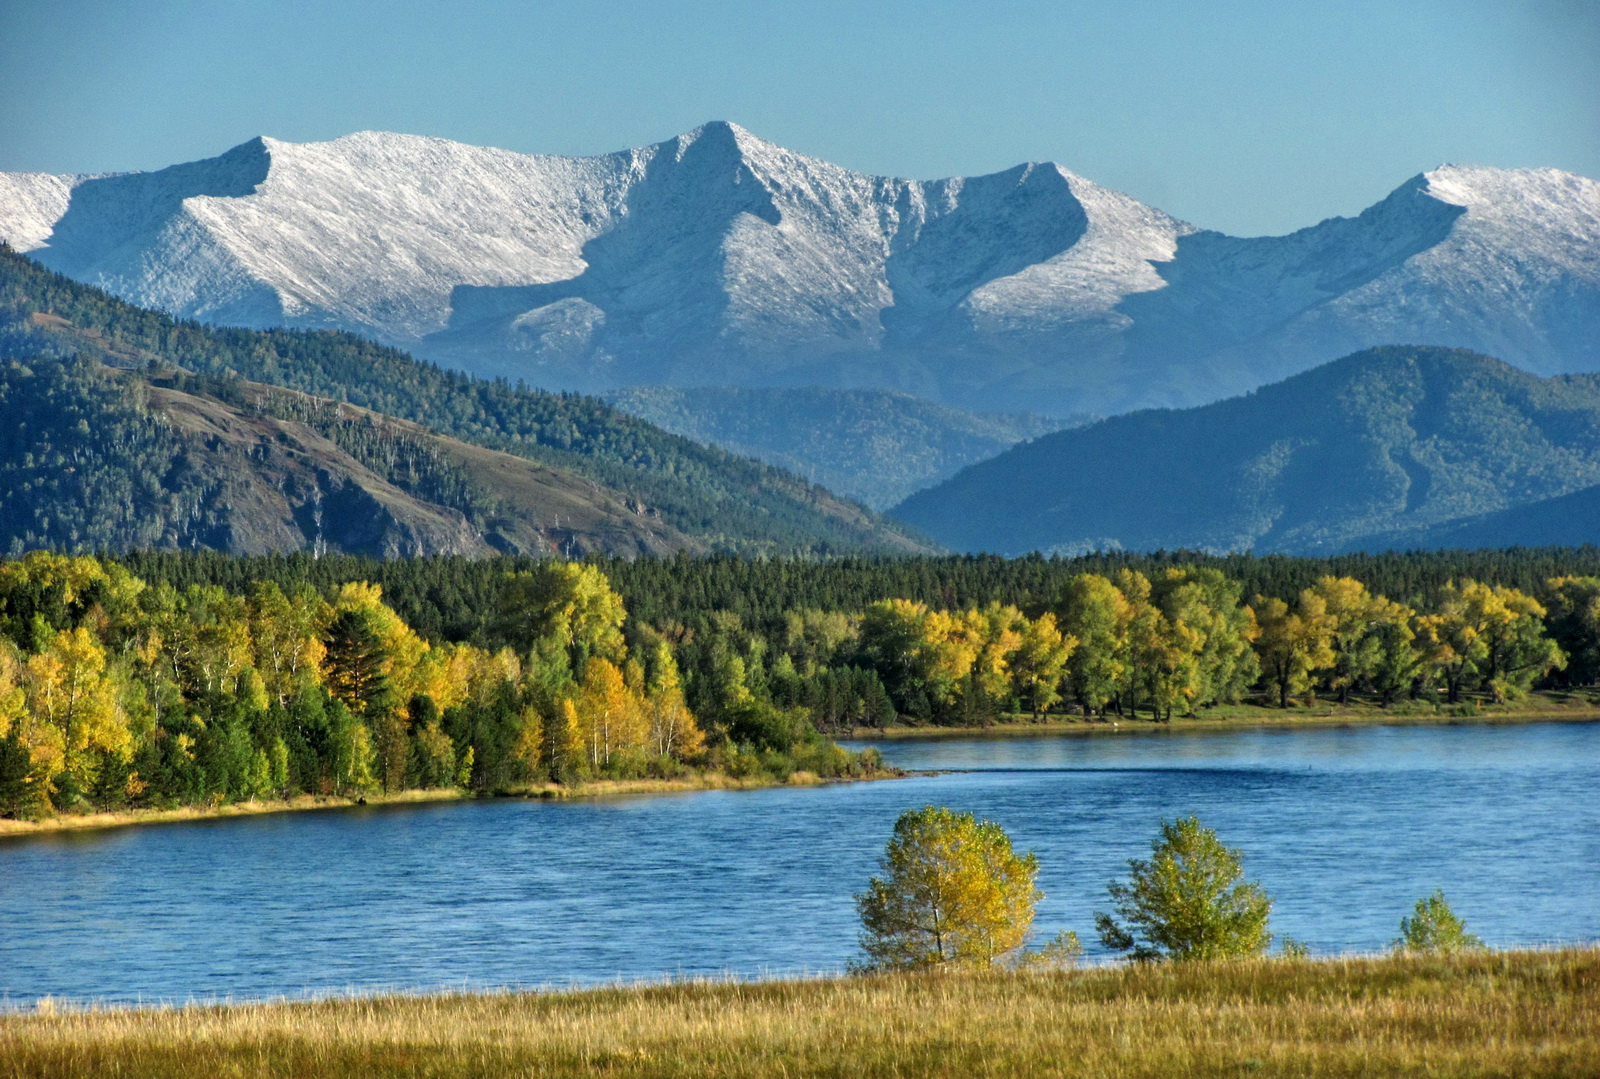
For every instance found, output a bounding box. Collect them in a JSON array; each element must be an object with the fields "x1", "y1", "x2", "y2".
[{"x1": 3, "y1": 949, "x2": 1596, "y2": 1078}]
